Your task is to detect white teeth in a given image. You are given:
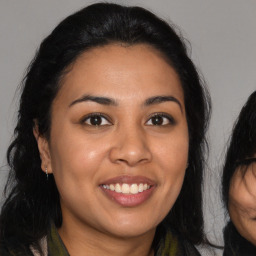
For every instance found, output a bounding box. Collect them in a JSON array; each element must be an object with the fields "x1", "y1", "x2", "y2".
[
  {"x1": 115, "y1": 183, "x2": 122, "y2": 193},
  {"x1": 122, "y1": 184, "x2": 130, "y2": 194},
  {"x1": 138, "y1": 183, "x2": 144, "y2": 192},
  {"x1": 130, "y1": 184, "x2": 138, "y2": 194},
  {"x1": 102, "y1": 183, "x2": 151, "y2": 194}
]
